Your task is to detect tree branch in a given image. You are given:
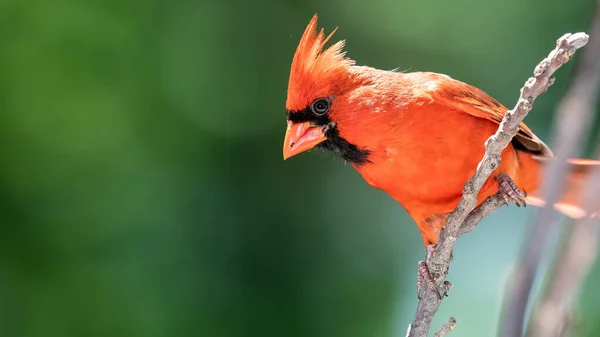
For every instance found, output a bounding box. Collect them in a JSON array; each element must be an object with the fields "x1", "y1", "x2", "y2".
[
  {"x1": 499, "y1": 4, "x2": 600, "y2": 335},
  {"x1": 528, "y1": 157, "x2": 600, "y2": 337},
  {"x1": 408, "y1": 33, "x2": 589, "y2": 337},
  {"x1": 433, "y1": 317, "x2": 457, "y2": 337}
]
